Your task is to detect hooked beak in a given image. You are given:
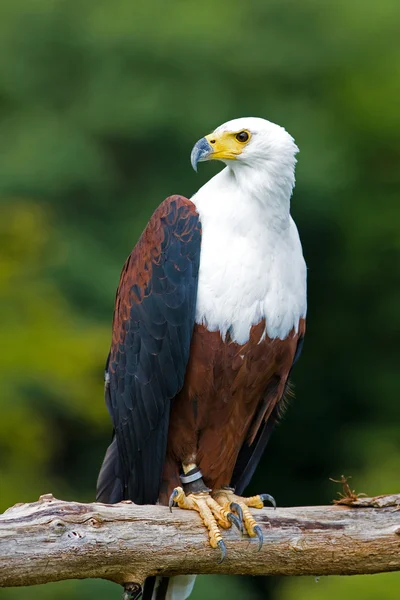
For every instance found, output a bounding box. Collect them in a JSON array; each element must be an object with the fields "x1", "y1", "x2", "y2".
[{"x1": 190, "y1": 137, "x2": 213, "y2": 172}]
